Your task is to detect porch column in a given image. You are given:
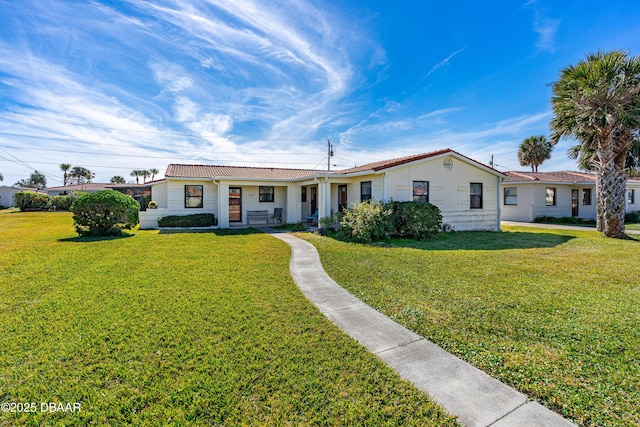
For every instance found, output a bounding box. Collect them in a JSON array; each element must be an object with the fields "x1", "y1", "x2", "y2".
[
  {"x1": 218, "y1": 181, "x2": 230, "y2": 228},
  {"x1": 286, "y1": 184, "x2": 300, "y2": 224},
  {"x1": 318, "y1": 178, "x2": 330, "y2": 220}
]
